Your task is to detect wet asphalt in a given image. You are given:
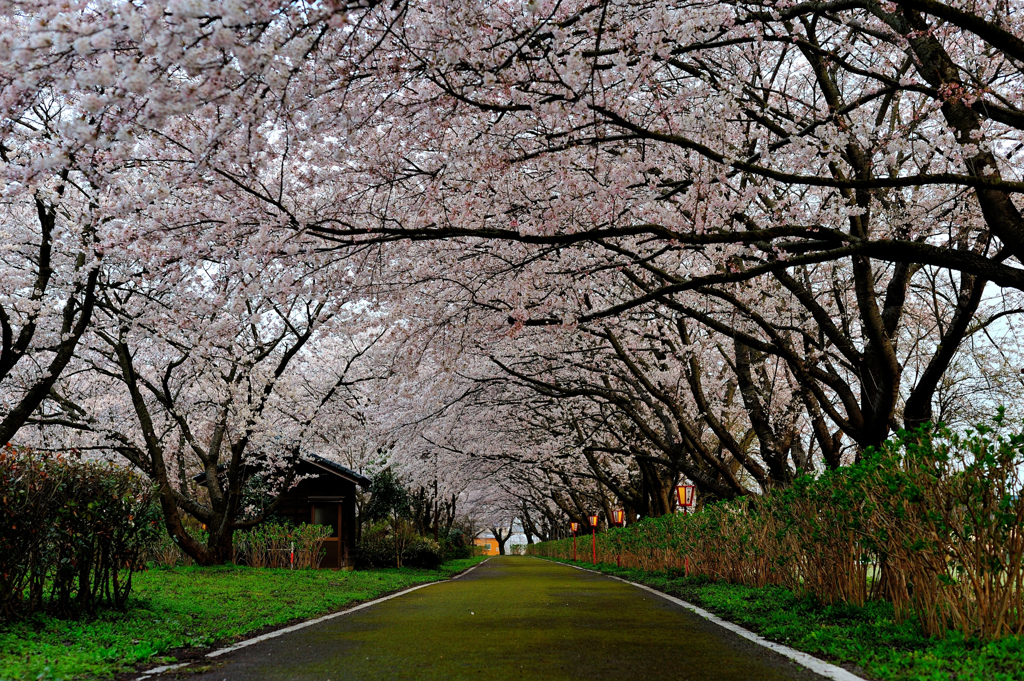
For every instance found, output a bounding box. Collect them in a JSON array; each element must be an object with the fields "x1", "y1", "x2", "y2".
[{"x1": 185, "y1": 556, "x2": 830, "y2": 681}]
